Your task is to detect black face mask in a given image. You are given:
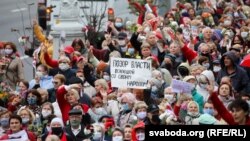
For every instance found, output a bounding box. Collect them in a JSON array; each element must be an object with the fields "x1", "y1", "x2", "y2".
[
  {"x1": 201, "y1": 53, "x2": 210, "y2": 57},
  {"x1": 151, "y1": 114, "x2": 161, "y2": 124},
  {"x1": 51, "y1": 127, "x2": 63, "y2": 136}
]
